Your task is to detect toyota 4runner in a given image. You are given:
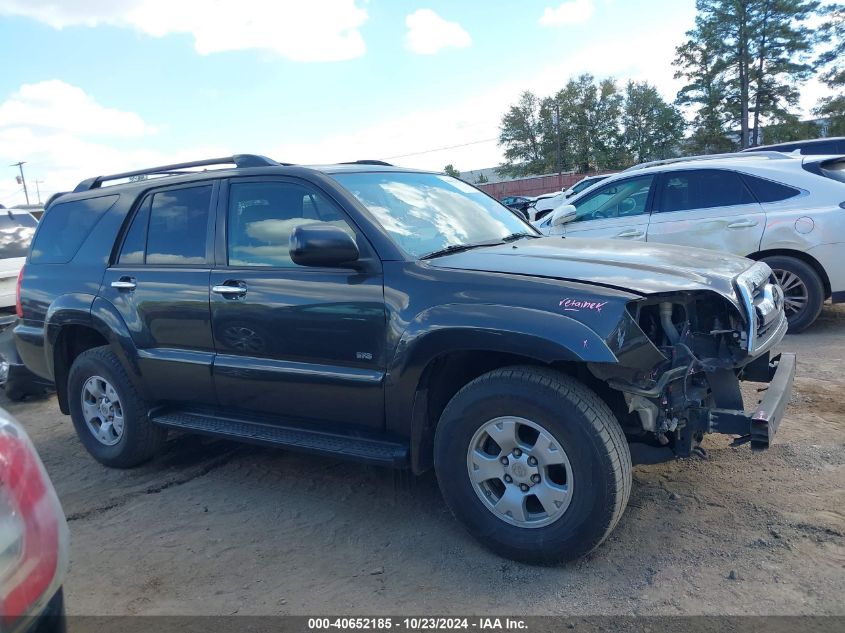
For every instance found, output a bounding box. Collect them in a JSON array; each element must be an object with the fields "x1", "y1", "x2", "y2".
[{"x1": 14, "y1": 155, "x2": 795, "y2": 563}]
